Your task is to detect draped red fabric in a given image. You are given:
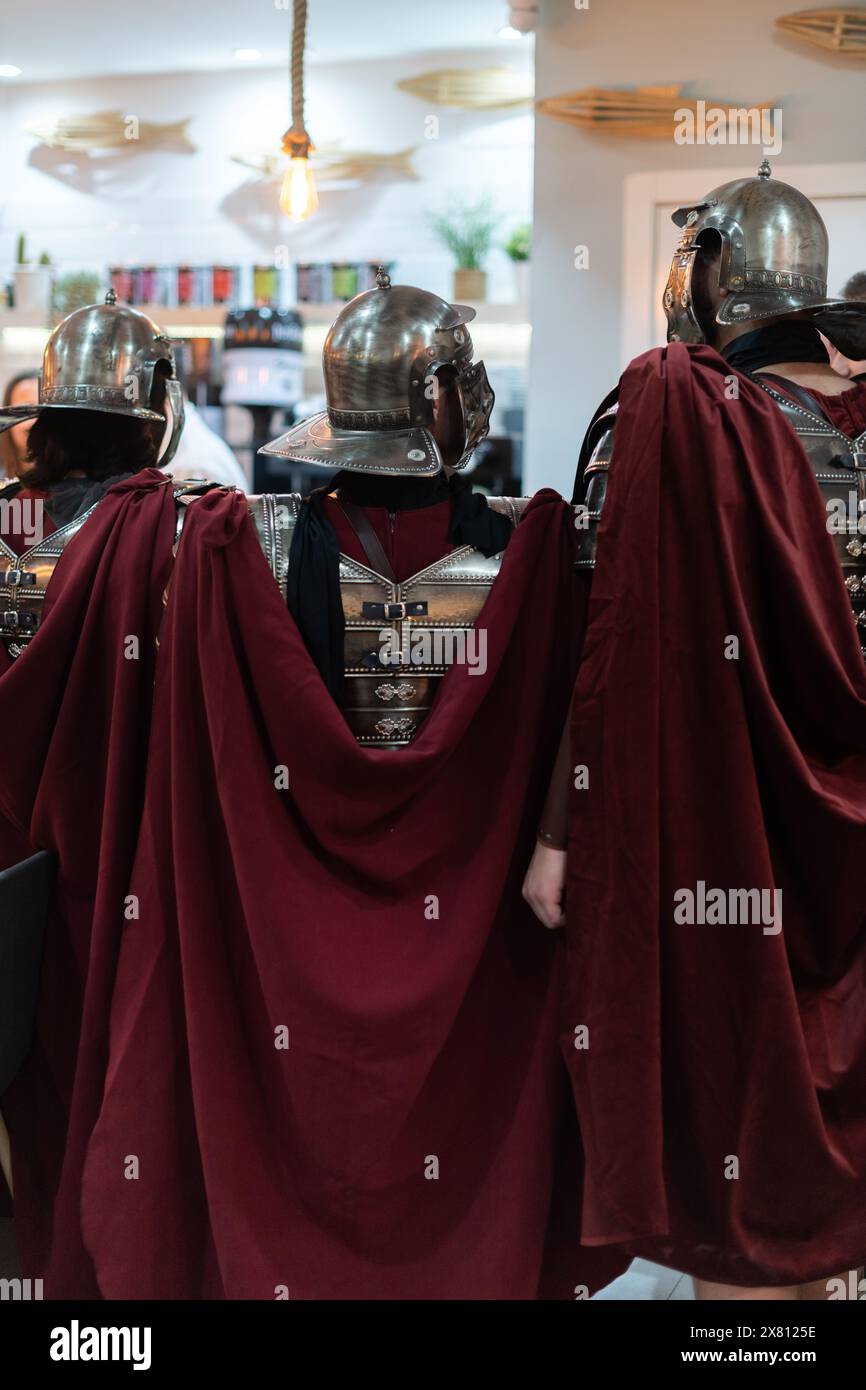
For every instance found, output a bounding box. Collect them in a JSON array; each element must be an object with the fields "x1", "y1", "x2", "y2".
[
  {"x1": 564, "y1": 343, "x2": 866, "y2": 1285},
  {"x1": 0, "y1": 470, "x2": 176, "y2": 1293},
  {"x1": 79, "y1": 487, "x2": 627, "y2": 1299}
]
